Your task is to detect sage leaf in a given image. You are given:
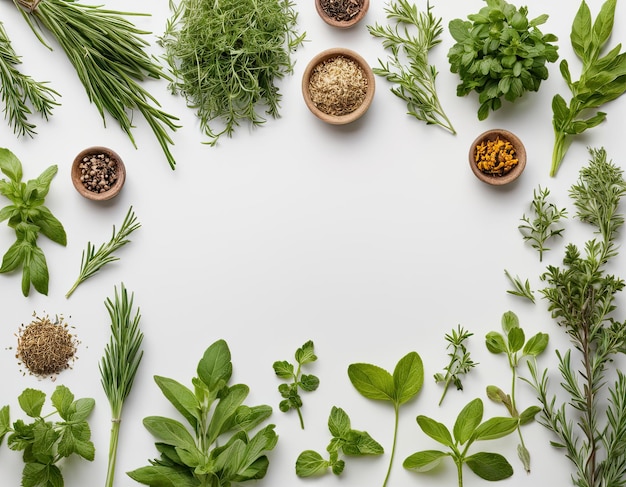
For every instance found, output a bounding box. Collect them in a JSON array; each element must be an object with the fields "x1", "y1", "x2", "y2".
[
  {"x1": 472, "y1": 417, "x2": 519, "y2": 441},
  {"x1": 154, "y1": 376, "x2": 200, "y2": 430},
  {"x1": 143, "y1": 416, "x2": 196, "y2": 451},
  {"x1": 197, "y1": 339, "x2": 232, "y2": 392},
  {"x1": 465, "y1": 451, "x2": 513, "y2": 481},
  {"x1": 403, "y1": 450, "x2": 448, "y2": 472},
  {"x1": 416, "y1": 416, "x2": 453, "y2": 447},
  {"x1": 453, "y1": 398, "x2": 483, "y2": 445}
]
